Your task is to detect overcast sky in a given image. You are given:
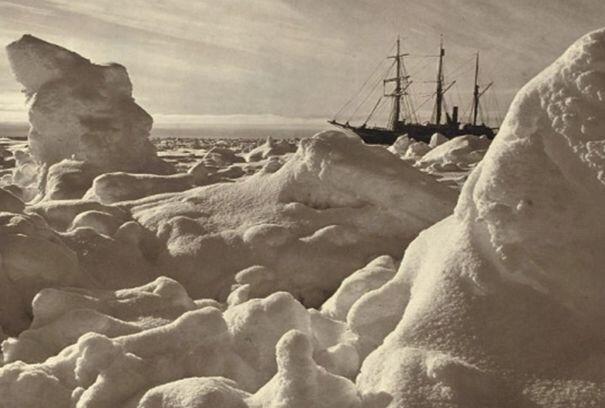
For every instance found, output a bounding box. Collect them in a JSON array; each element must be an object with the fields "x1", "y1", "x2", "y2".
[{"x1": 0, "y1": 0, "x2": 604, "y2": 126}]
